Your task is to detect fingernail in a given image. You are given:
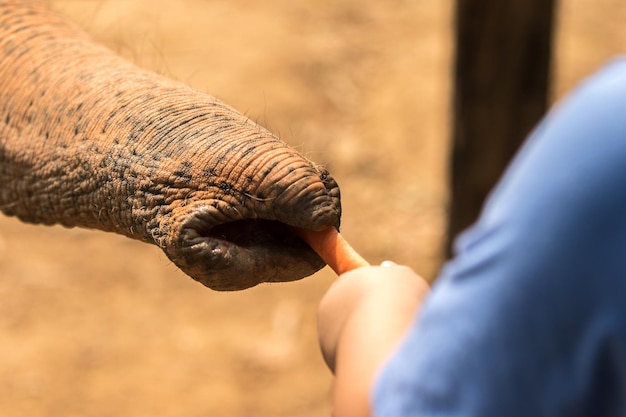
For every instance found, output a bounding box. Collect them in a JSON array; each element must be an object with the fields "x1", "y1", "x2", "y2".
[{"x1": 380, "y1": 260, "x2": 398, "y2": 268}]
